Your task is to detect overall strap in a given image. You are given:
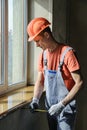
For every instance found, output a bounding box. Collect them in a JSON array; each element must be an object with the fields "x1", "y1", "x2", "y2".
[
  {"x1": 59, "y1": 47, "x2": 73, "y2": 68},
  {"x1": 43, "y1": 50, "x2": 47, "y2": 70}
]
